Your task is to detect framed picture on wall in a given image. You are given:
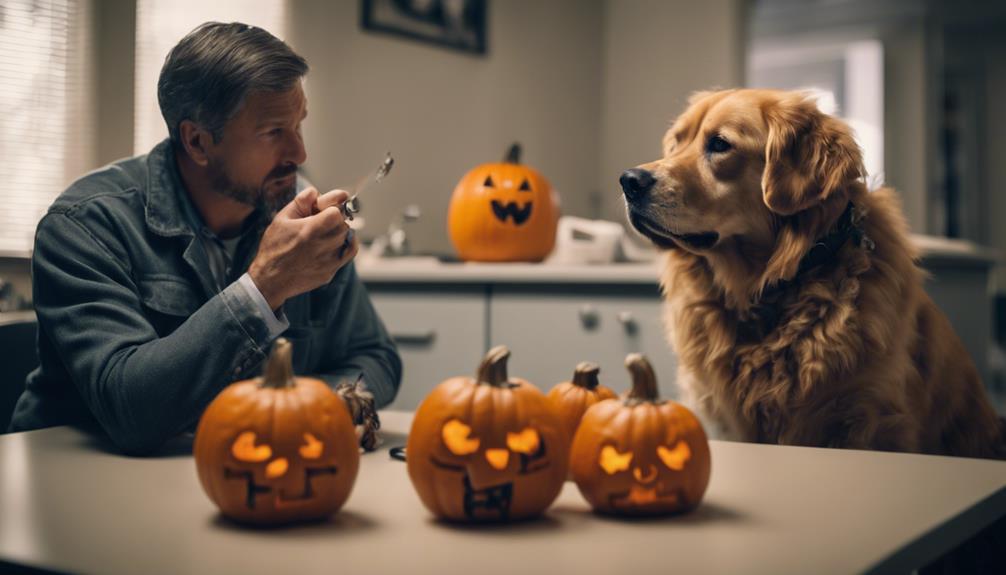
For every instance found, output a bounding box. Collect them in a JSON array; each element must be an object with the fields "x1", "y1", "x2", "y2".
[{"x1": 361, "y1": 0, "x2": 488, "y2": 55}]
